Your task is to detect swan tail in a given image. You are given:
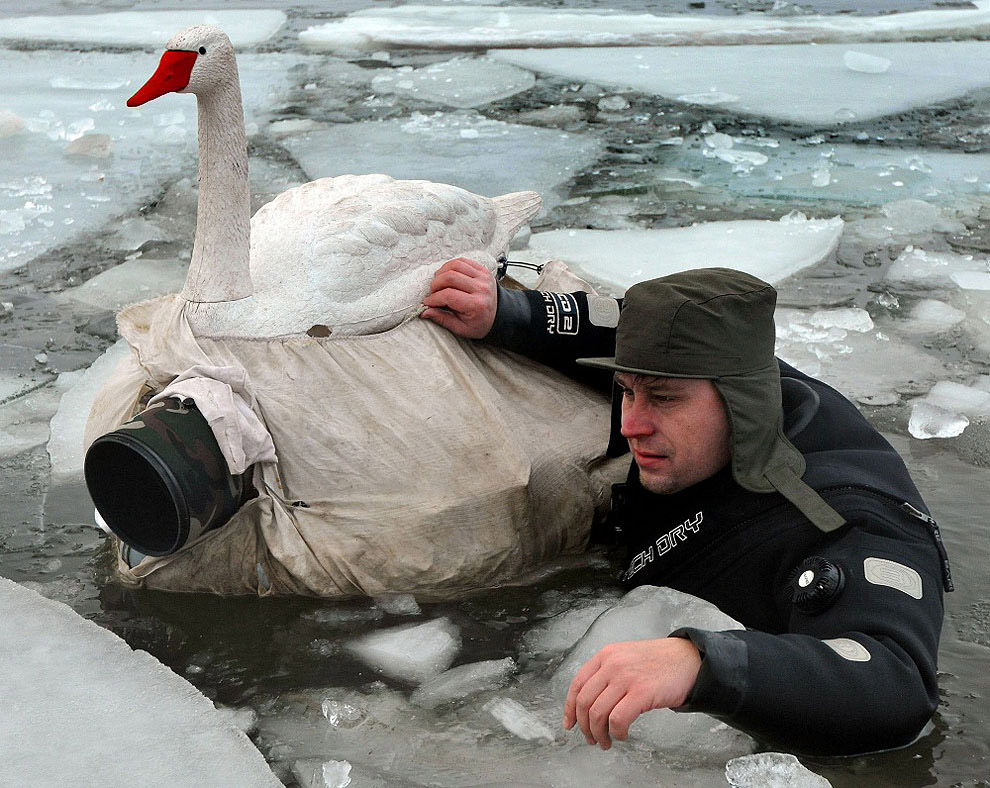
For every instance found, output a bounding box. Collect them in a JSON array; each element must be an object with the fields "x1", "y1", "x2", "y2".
[{"x1": 492, "y1": 191, "x2": 542, "y2": 251}]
